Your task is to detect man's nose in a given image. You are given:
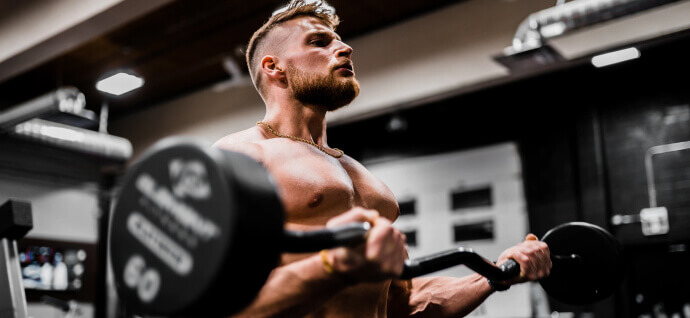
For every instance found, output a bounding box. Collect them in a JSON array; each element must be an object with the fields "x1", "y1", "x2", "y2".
[{"x1": 335, "y1": 42, "x2": 353, "y2": 58}]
